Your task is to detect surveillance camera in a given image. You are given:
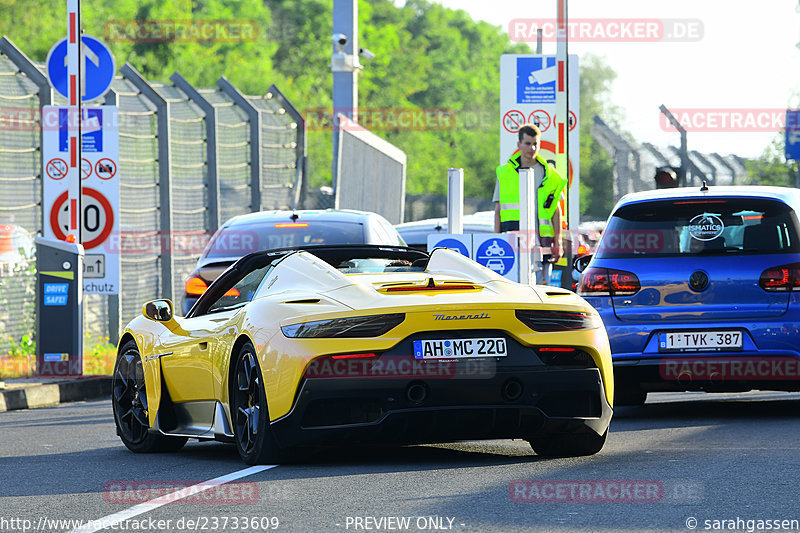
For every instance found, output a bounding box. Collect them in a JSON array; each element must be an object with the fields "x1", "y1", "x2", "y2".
[
  {"x1": 359, "y1": 47, "x2": 376, "y2": 60},
  {"x1": 332, "y1": 33, "x2": 348, "y2": 46}
]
